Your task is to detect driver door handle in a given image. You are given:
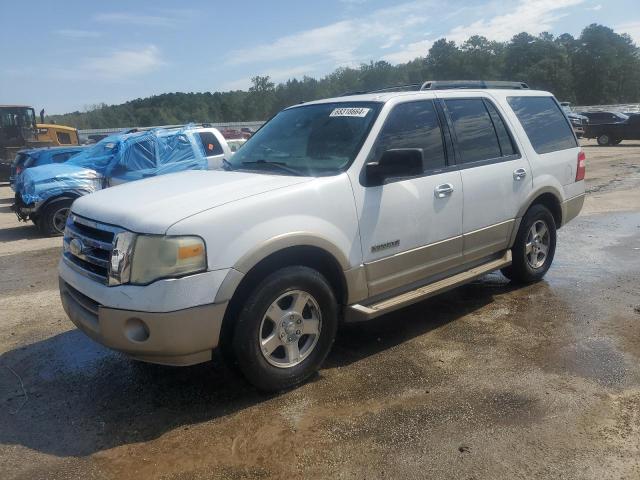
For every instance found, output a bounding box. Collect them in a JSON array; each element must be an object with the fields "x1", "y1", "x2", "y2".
[
  {"x1": 435, "y1": 183, "x2": 454, "y2": 198},
  {"x1": 513, "y1": 168, "x2": 527, "y2": 181}
]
